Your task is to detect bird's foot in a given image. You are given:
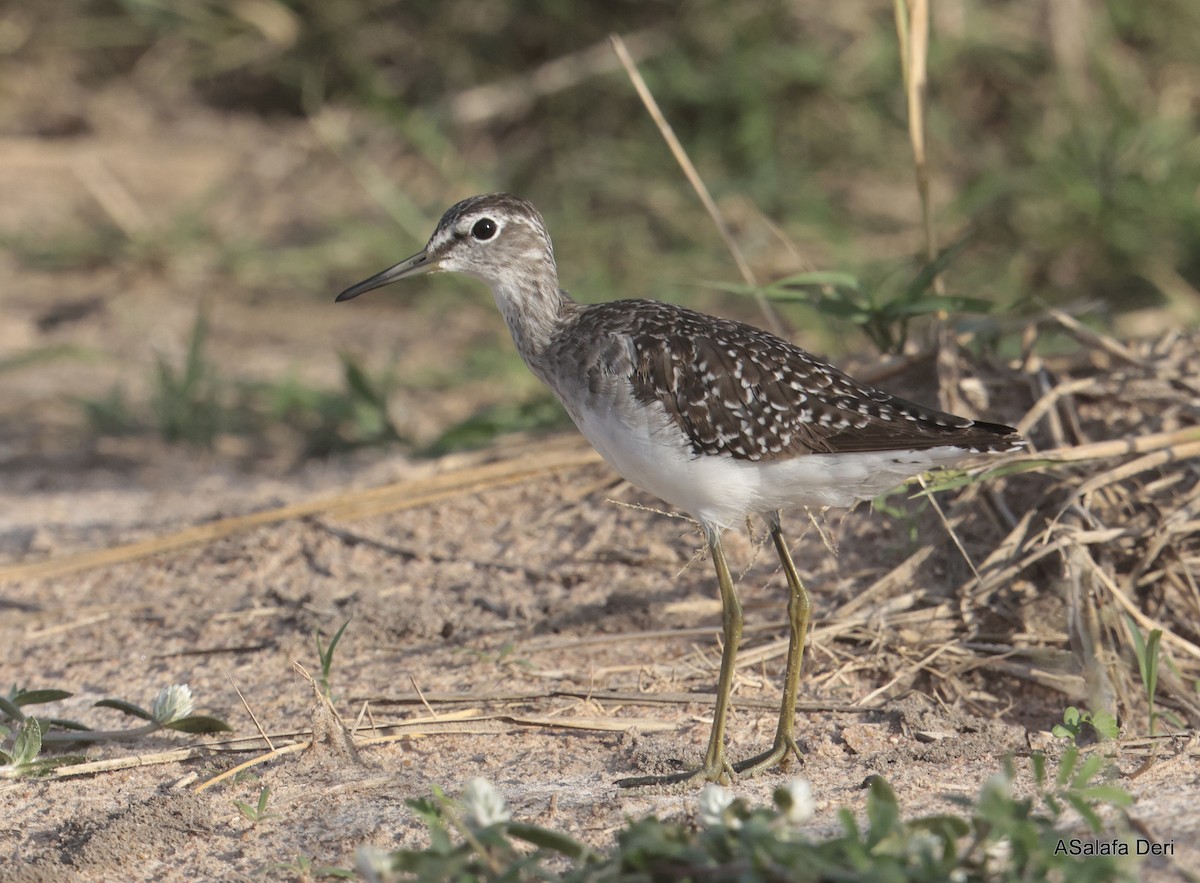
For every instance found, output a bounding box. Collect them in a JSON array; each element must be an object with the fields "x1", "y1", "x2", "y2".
[
  {"x1": 615, "y1": 755, "x2": 736, "y2": 789},
  {"x1": 732, "y1": 735, "x2": 803, "y2": 778}
]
